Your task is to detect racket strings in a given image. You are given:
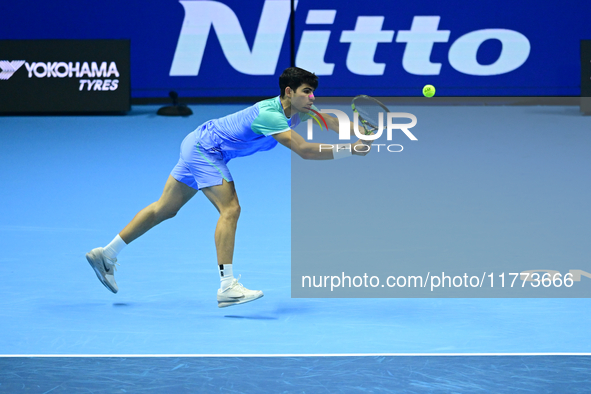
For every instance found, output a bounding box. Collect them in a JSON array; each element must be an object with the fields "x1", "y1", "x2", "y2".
[
  {"x1": 352, "y1": 96, "x2": 390, "y2": 135},
  {"x1": 356, "y1": 103, "x2": 384, "y2": 129}
]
